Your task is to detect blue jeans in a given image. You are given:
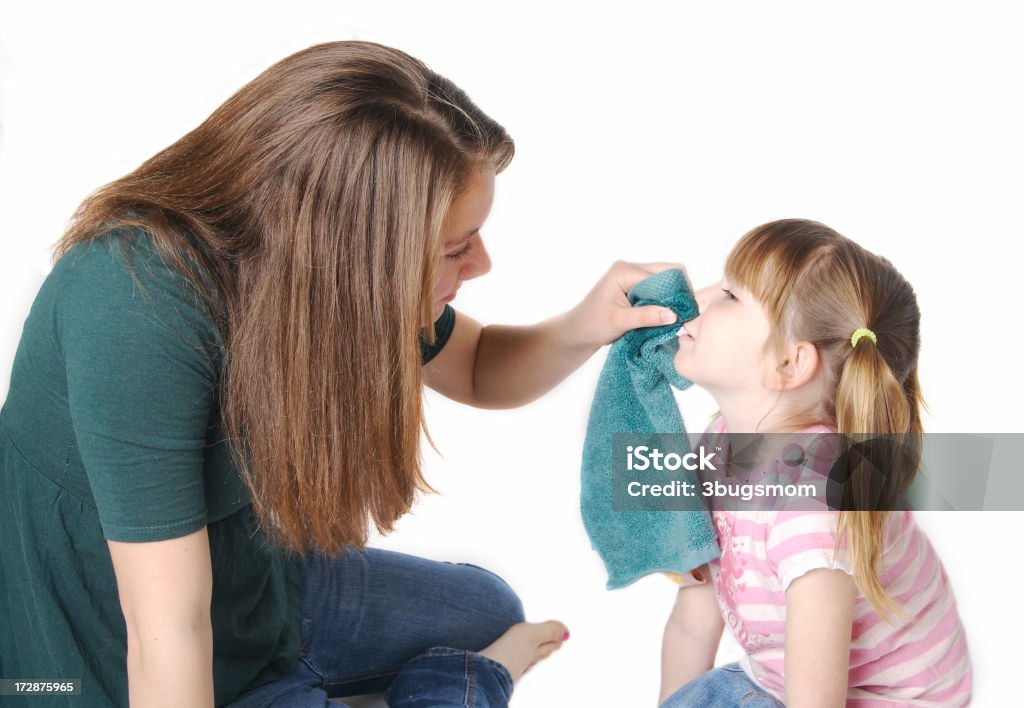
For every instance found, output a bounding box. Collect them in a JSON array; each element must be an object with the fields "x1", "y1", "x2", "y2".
[
  {"x1": 226, "y1": 548, "x2": 525, "y2": 707},
  {"x1": 661, "y1": 662, "x2": 786, "y2": 707}
]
